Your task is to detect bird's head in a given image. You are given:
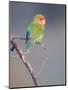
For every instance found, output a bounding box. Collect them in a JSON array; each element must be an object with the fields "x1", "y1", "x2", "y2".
[{"x1": 33, "y1": 14, "x2": 46, "y2": 25}]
